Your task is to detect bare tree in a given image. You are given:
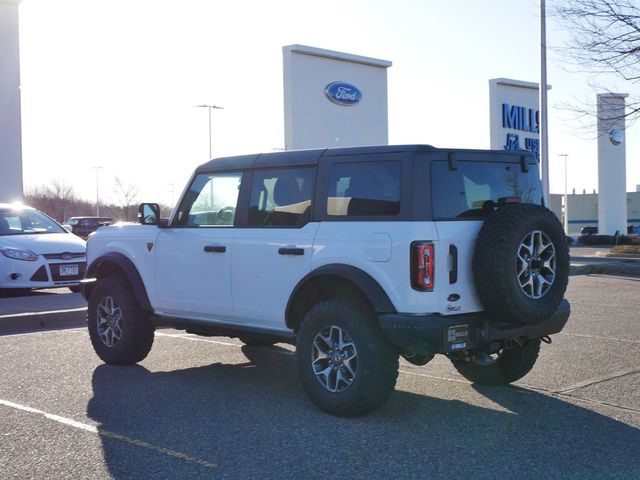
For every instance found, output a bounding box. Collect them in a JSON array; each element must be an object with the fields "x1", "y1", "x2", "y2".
[
  {"x1": 554, "y1": 0, "x2": 640, "y2": 125},
  {"x1": 25, "y1": 179, "x2": 78, "y2": 222},
  {"x1": 112, "y1": 176, "x2": 139, "y2": 221}
]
